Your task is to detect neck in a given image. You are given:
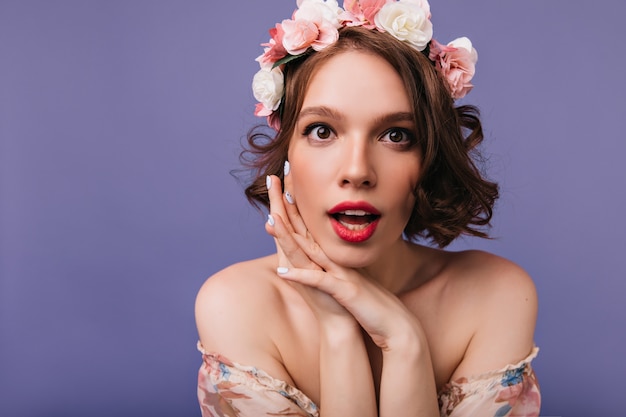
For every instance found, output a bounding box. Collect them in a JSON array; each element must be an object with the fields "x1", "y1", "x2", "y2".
[{"x1": 359, "y1": 239, "x2": 431, "y2": 294}]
